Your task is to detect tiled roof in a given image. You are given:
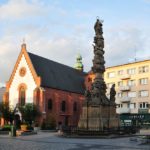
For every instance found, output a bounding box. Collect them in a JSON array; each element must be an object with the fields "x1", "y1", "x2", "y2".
[{"x1": 28, "y1": 52, "x2": 86, "y2": 94}]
